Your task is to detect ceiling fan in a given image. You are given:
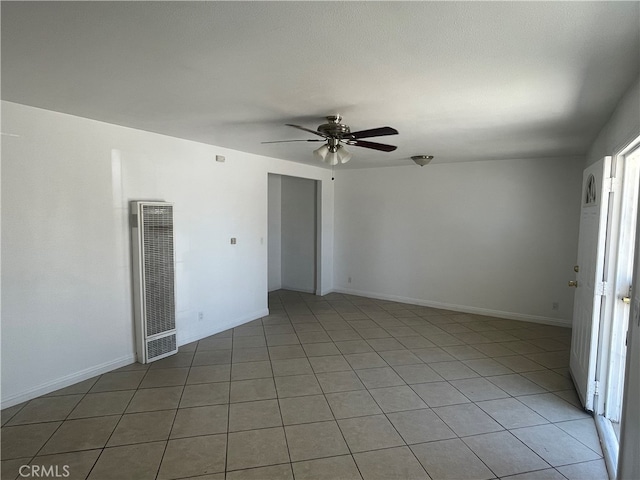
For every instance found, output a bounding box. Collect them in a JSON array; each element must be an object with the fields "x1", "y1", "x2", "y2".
[{"x1": 262, "y1": 115, "x2": 398, "y2": 165}]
